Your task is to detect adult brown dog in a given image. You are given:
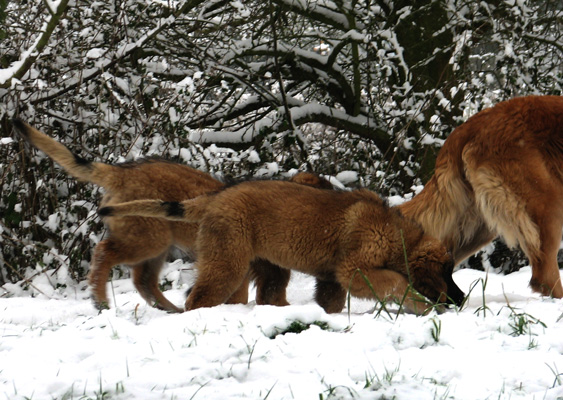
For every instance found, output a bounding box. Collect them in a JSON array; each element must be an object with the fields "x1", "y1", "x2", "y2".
[
  {"x1": 12, "y1": 119, "x2": 328, "y2": 312},
  {"x1": 99, "y1": 181, "x2": 465, "y2": 314},
  {"x1": 400, "y1": 95, "x2": 563, "y2": 297}
]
